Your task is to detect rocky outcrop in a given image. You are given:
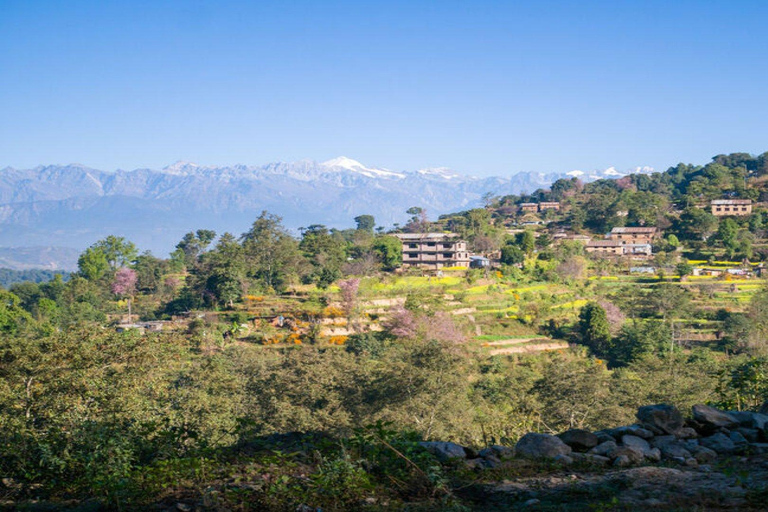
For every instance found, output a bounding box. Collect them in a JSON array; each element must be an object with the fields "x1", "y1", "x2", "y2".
[{"x1": 429, "y1": 403, "x2": 768, "y2": 472}]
